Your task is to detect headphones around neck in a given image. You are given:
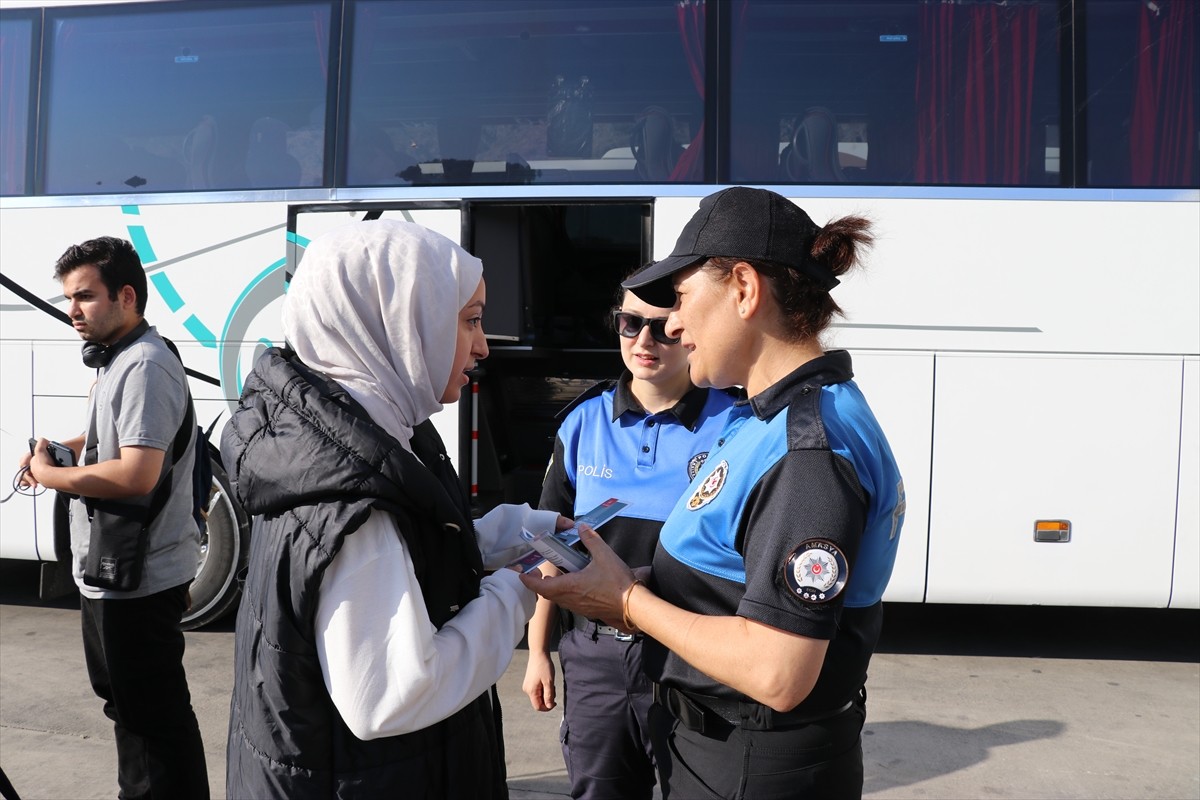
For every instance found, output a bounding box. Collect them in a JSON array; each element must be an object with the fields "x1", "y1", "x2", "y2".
[{"x1": 81, "y1": 319, "x2": 150, "y2": 369}]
